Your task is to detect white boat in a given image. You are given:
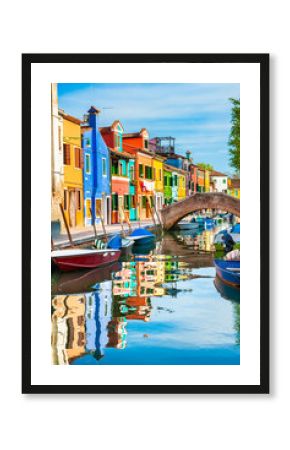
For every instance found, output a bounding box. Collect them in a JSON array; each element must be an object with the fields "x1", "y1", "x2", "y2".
[{"x1": 175, "y1": 220, "x2": 200, "y2": 230}]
